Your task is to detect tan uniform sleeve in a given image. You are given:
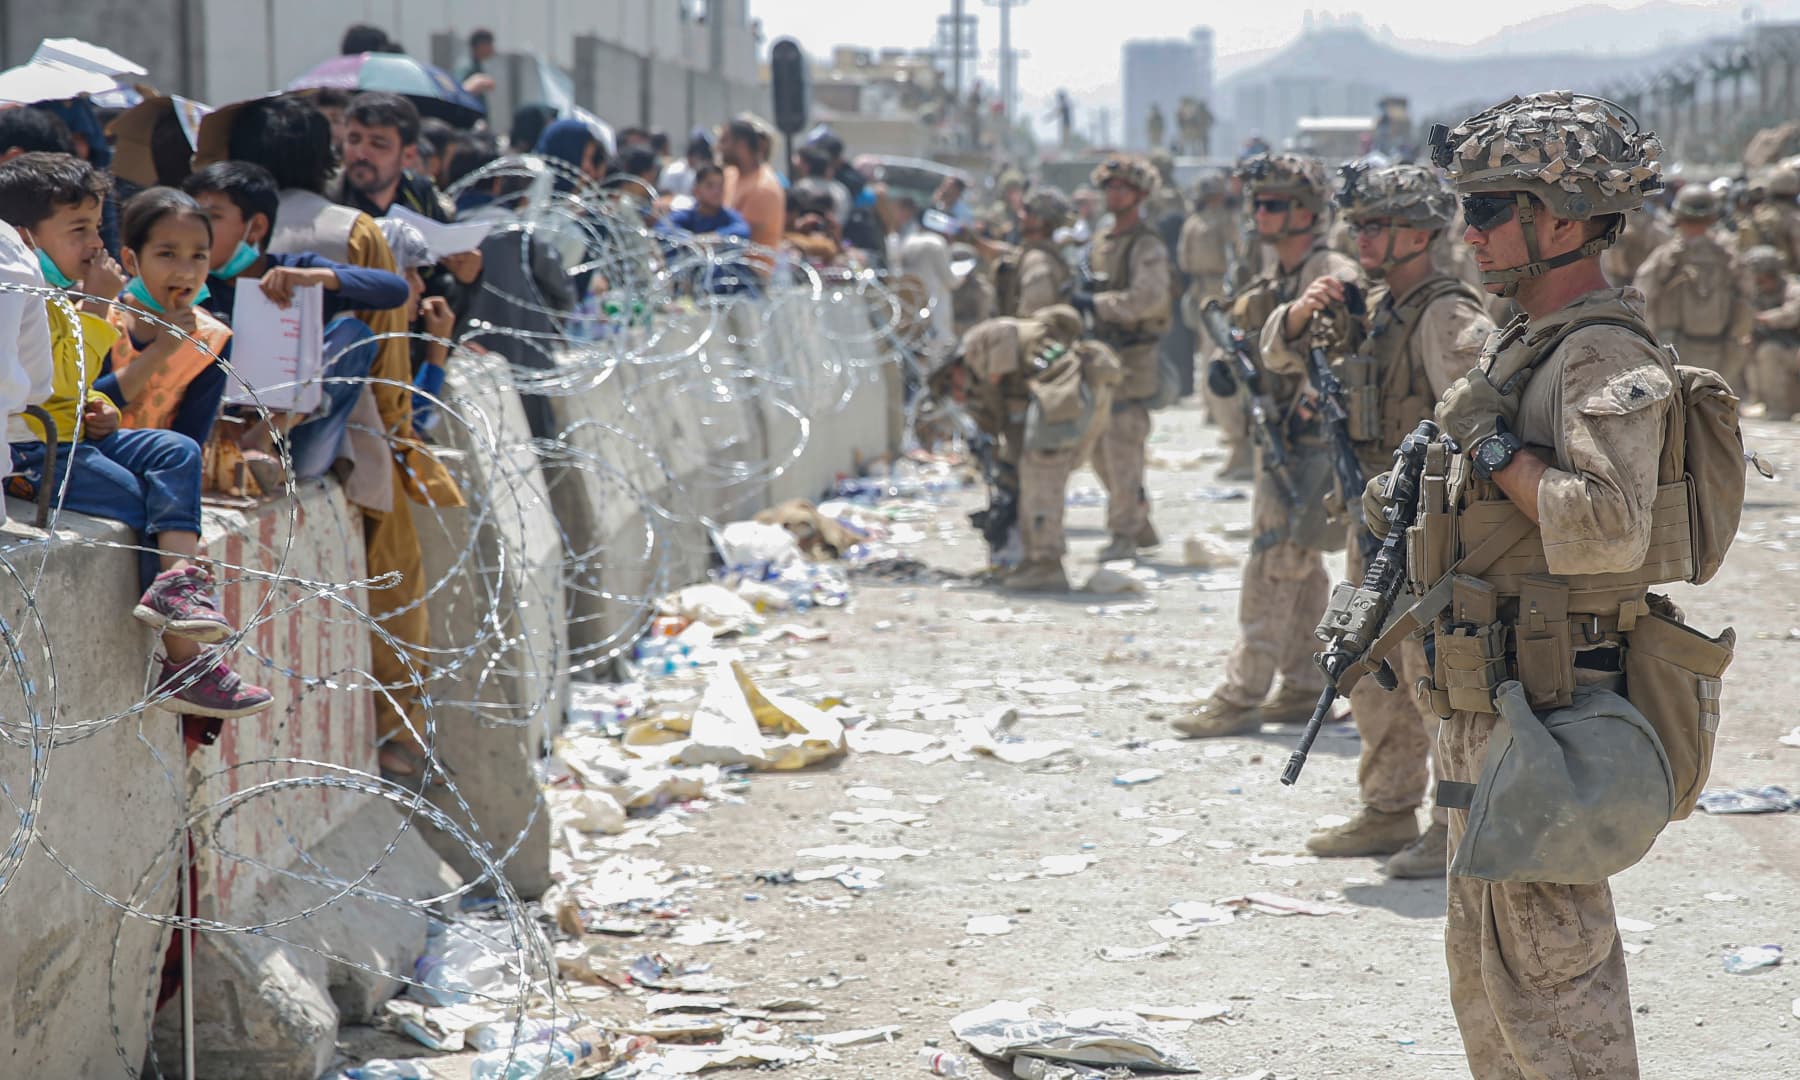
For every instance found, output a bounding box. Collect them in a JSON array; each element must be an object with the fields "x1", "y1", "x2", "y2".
[
  {"x1": 1260, "y1": 249, "x2": 1362, "y2": 375},
  {"x1": 1093, "y1": 233, "x2": 1170, "y2": 327},
  {"x1": 1016, "y1": 249, "x2": 1067, "y2": 317},
  {"x1": 1630, "y1": 242, "x2": 1676, "y2": 322},
  {"x1": 1413, "y1": 292, "x2": 1494, "y2": 398},
  {"x1": 1535, "y1": 325, "x2": 1675, "y2": 575}
]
